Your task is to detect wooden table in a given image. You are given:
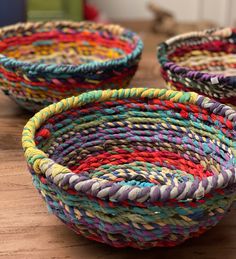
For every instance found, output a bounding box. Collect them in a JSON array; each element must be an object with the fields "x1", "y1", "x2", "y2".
[{"x1": 0, "y1": 21, "x2": 235, "y2": 259}]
